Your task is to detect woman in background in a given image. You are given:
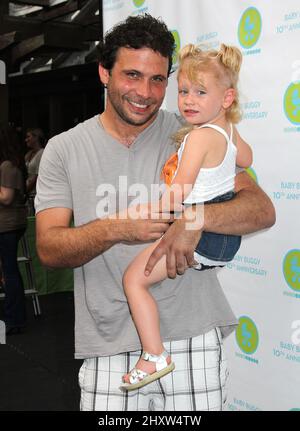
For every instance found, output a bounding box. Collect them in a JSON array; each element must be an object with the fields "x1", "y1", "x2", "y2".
[
  {"x1": 0, "y1": 124, "x2": 27, "y2": 335},
  {"x1": 25, "y1": 127, "x2": 45, "y2": 215}
]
